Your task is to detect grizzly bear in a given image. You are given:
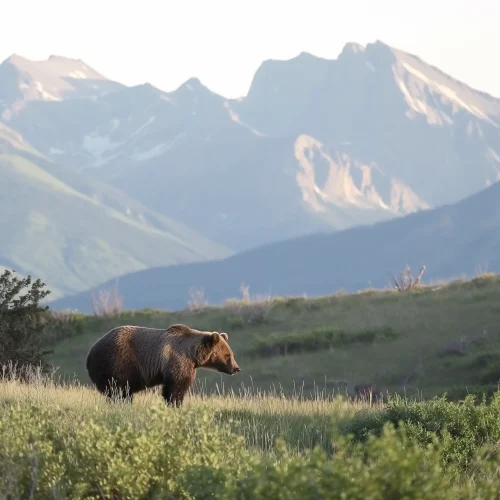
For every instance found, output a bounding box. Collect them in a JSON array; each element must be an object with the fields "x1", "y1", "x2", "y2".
[{"x1": 86, "y1": 323, "x2": 240, "y2": 406}]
